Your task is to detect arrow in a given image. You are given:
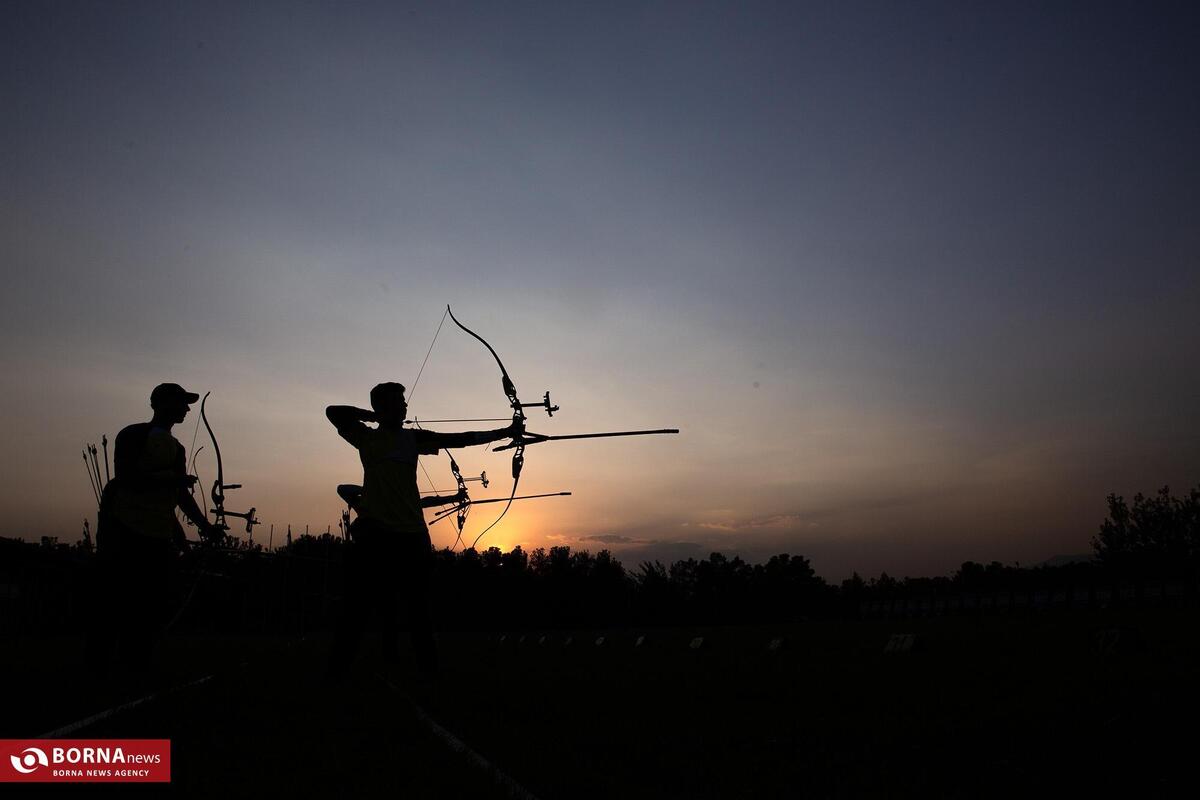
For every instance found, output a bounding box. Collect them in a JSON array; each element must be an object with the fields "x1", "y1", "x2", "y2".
[{"x1": 428, "y1": 492, "x2": 572, "y2": 525}]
